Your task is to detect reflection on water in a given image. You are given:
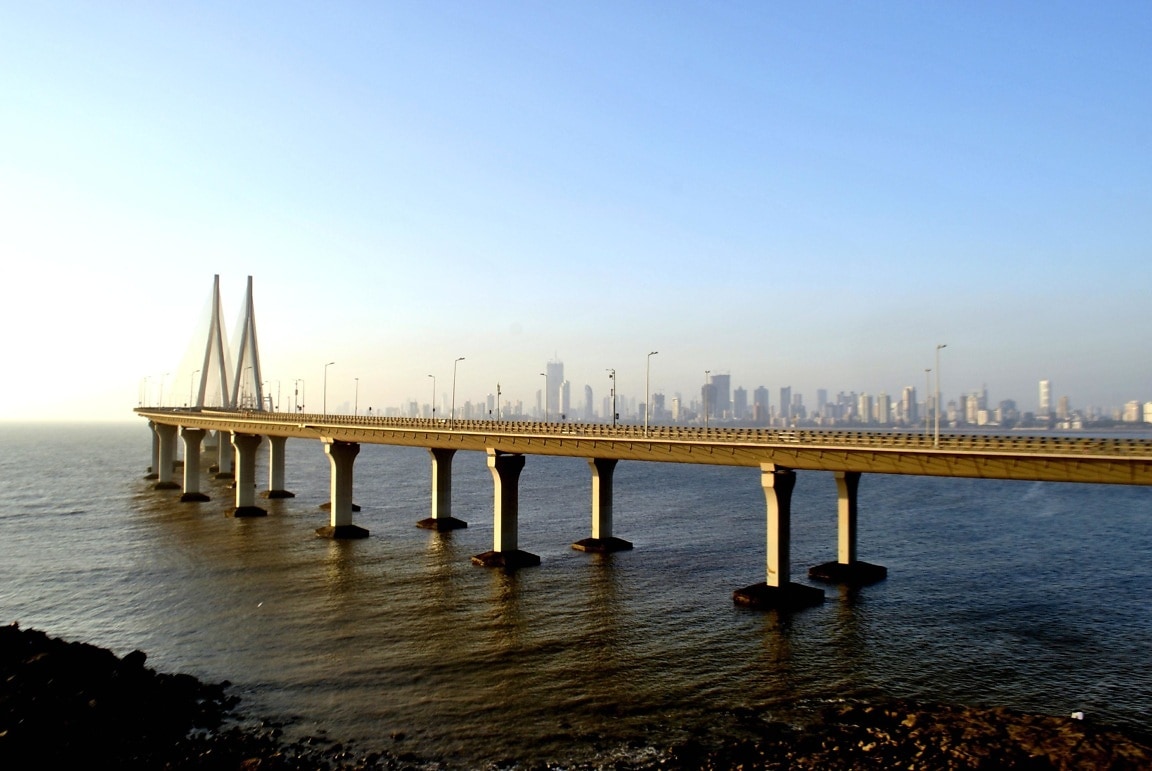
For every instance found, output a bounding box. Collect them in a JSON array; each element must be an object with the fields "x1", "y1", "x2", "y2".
[{"x1": 0, "y1": 423, "x2": 1150, "y2": 765}]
